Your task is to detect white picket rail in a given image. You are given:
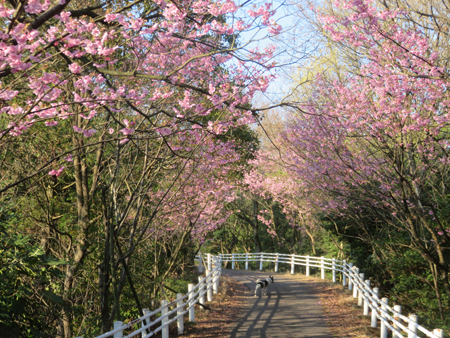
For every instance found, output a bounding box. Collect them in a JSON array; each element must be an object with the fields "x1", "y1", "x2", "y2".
[
  {"x1": 77, "y1": 252, "x2": 445, "y2": 338},
  {"x1": 205, "y1": 252, "x2": 445, "y2": 338},
  {"x1": 77, "y1": 255, "x2": 221, "y2": 338}
]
